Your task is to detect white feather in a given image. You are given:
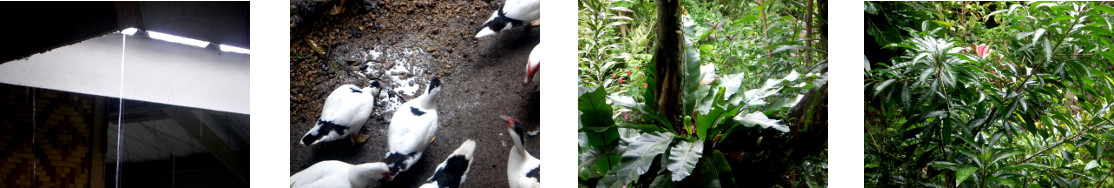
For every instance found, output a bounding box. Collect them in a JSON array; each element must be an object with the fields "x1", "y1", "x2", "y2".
[
  {"x1": 505, "y1": 118, "x2": 541, "y2": 188},
  {"x1": 290, "y1": 160, "x2": 389, "y2": 188},
  {"x1": 525, "y1": 43, "x2": 541, "y2": 85},
  {"x1": 301, "y1": 84, "x2": 379, "y2": 146},
  {"x1": 475, "y1": 0, "x2": 540, "y2": 38},
  {"x1": 419, "y1": 139, "x2": 477, "y2": 188},
  {"x1": 386, "y1": 79, "x2": 442, "y2": 177}
]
